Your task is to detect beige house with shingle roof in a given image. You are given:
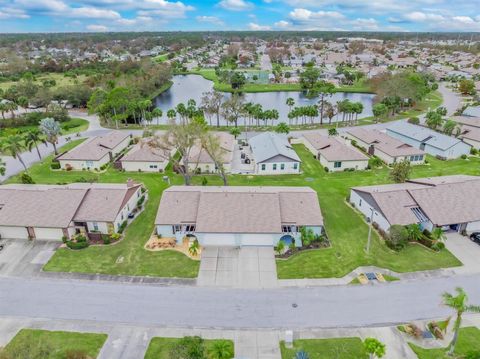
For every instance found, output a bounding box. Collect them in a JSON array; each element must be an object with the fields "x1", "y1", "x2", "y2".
[
  {"x1": 57, "y1": 131, "x2": 131, "y2": 170},
  {"x1": 350, "y1": 175, "x2": 480, "y2": 233},
  {"x1": 0, "y1": 181, "x2": 143, "y2": 241},
  {"x1": 120, "y1": 138, "x2": 175, "y2": 172},
  {"x1": 302, "y1": 133, "x2": 368, "y2": 172},
  {"x1": 184, "y1": 132, "x2": 234, "y2": 174},
  {"x1": 155, "y1": 186, "x2": 323, "y2": 247}
]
